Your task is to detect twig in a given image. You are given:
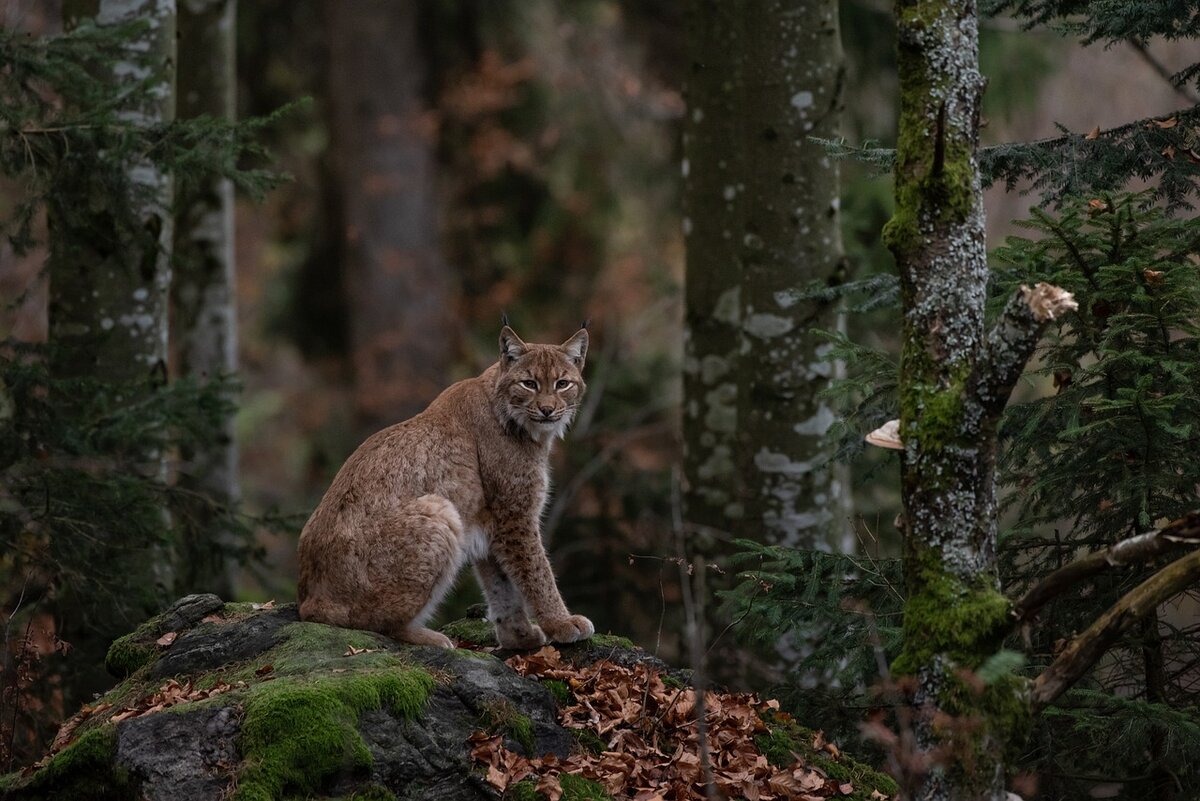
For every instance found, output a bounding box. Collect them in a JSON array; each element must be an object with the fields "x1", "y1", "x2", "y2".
[
  {"x1": 1125, "y1": 38, "x2": 1200, "y2": 105},
  {"x1": 1032, "y1": 547, "x2": 1200, "y2": 710}
]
